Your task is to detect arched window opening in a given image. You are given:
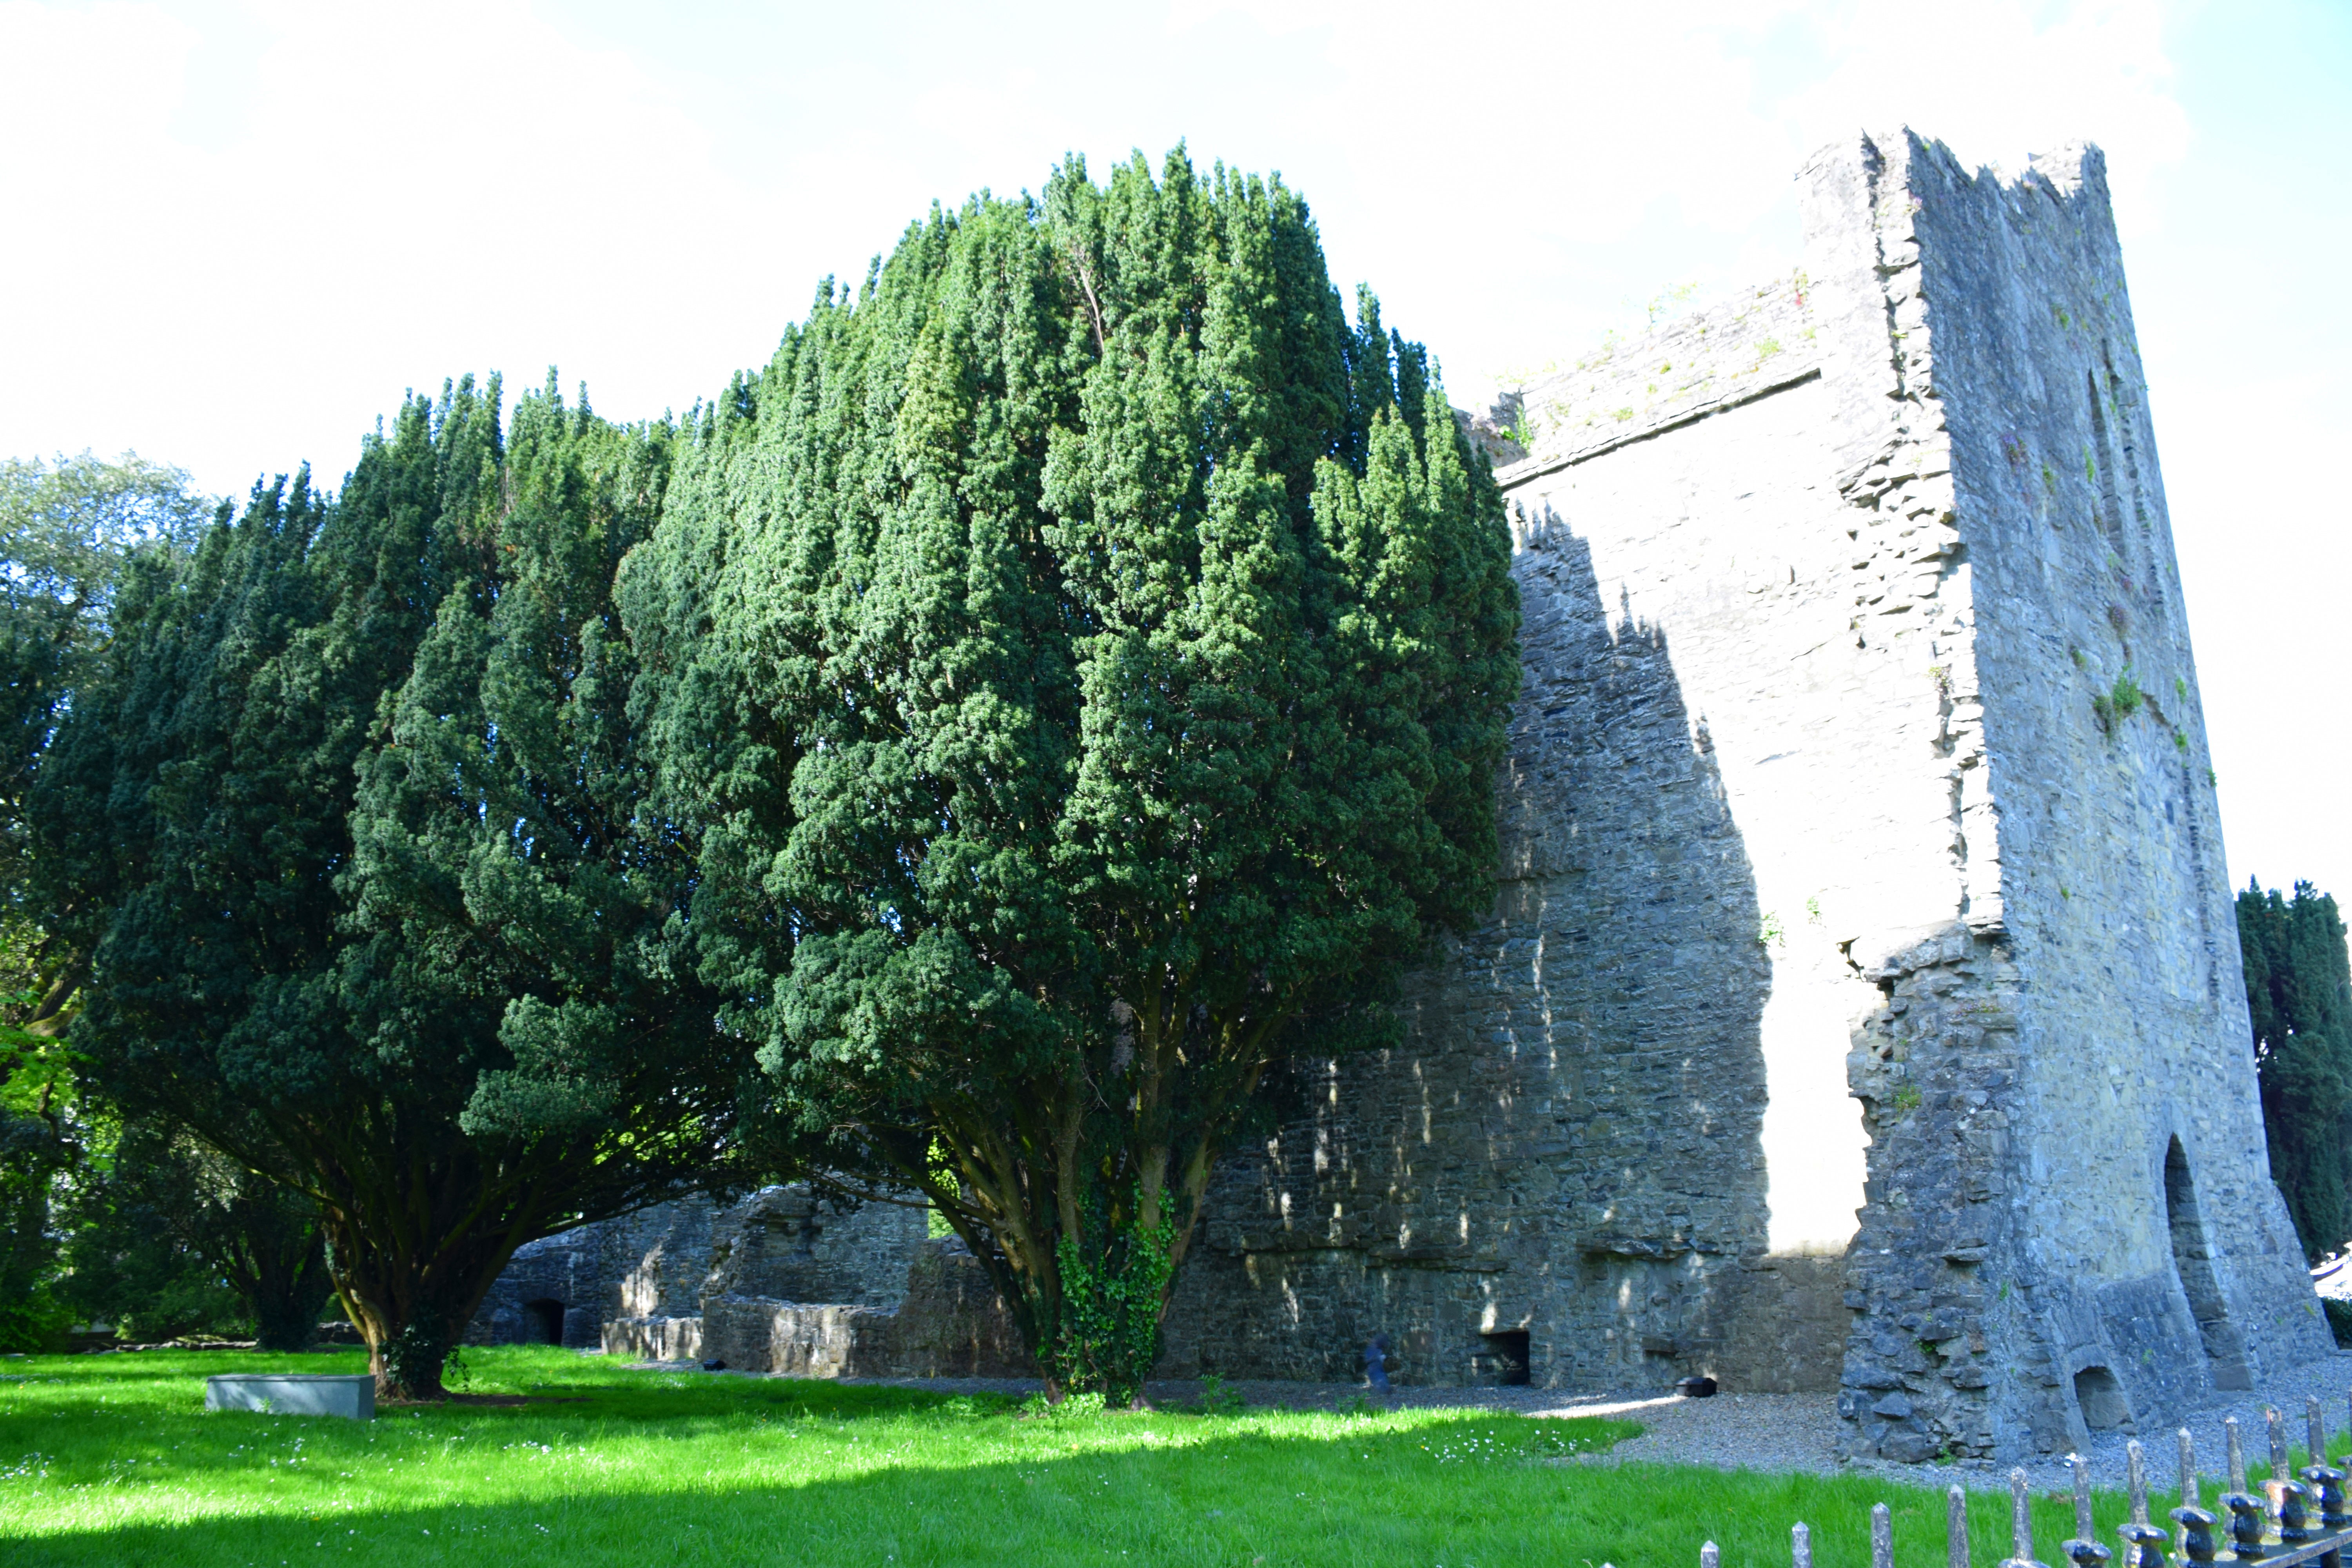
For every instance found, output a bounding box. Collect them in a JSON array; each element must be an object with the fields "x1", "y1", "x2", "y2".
[{"x1": 2073, "y1": 1366, "x2": 2131, "y2": 1431}]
